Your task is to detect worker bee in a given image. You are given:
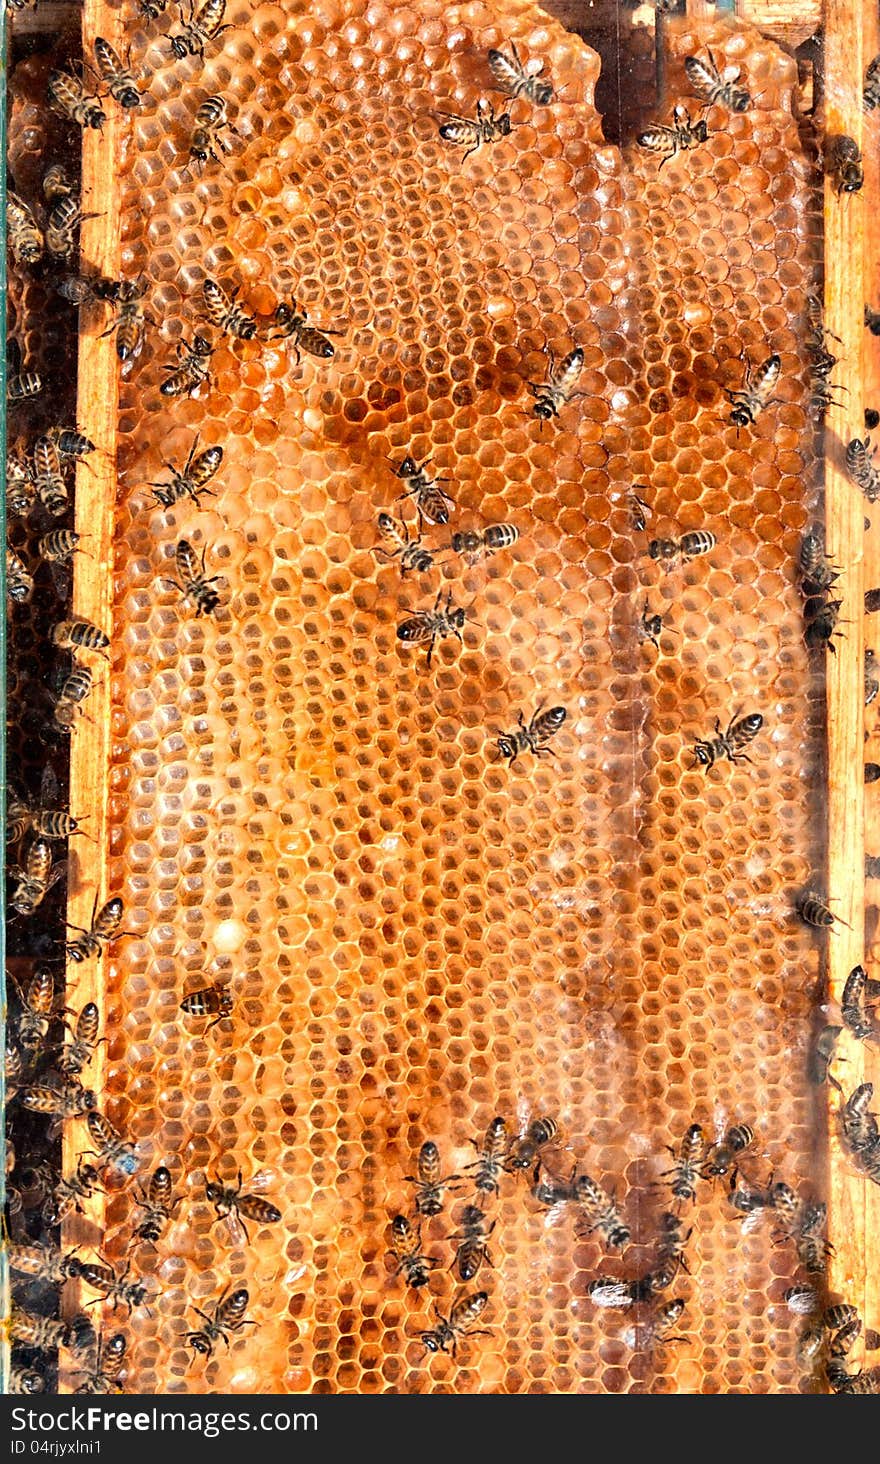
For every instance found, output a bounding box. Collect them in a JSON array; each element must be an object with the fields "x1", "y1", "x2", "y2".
[
  {"x1": 7, "y1": 450, "x2": 36, "y2": 516},
  {"x1": 684, "y1": 49, "x2": 750, "y2": 111},
  {"x1": 448, "y1": 1205, "x2": 495, "y2": 1282},
  {"x1": 147, "y1": 437, "x2": 223, "y2": 508},
  {"x1": 43, "y1": 1156, "x2": 103, "y2": 1225},
  {"x1": 628, "y1": 490, "x2": 651, "y2": 531},
  {"x1": 40, "y1": 529, "x2": 85, "y2": 564},
  {"x1": 725, "y1": 352, "x2": 781, "y2": 431},
  {"x1": 661, "y1": 1123, "x2": 706, "y2": 1208},
  {"x1": 486, "y1": 41, "x2": 553, "y2": 105},
  {"x1": 868, "y1": 762, "x2": 880, "y2": 782},
  {"x1": 827, "y1": 134, "x2": 864, "y2": 194},
  {"x1": 798, "y1": 525, "x2": 839, "y2": 597},
  {"x1": 202, "y1": 277, "x2": 256, "y2": 341},
  {"x1": 804, "y1": 597, "x2": 845, "y2": 654},
  {"x1": 140, "y1": 0, "x2": 169, "y2": 17},
  {"x1": 374, "y1": 513, "x2": 436, "y2": 576},
  {"x1": 74, "y1": 1333, "x2": 127, "y2": 1395},
  {"x1": 729, "y1": 1174, "x2": 777, "y2": 1218},
  {"x1": 67, "y1": 894, "x2": 130, "y2": 963},
  {"x1": 42, "y1": 163, "x2": 76, "y2": 206},
  {"x1": 809, "y1": 1023, "x2": 843, "y2": 1091},
  {"x1": 271, "y1": 300, "x2": 343, "y2": 364},
  {"x1": 33, "y1": 434, "x2": 69, "y2": 517},
  {"x1": 530, "y1": 1164, "x2": 584, "y2": 1209},
  {"x1": 20, "y1": 1078, "x2": 97, "y2": 1119},
  {"x1": 131, "y1": 1166, "x2": 179, "y2": 1245},
  {"x1": 16, "y1": 966, "x2": 57, "y2": 1052},
  {"x1": 796, "y1": 890, "x2": 849, "y2": 930},
  {"x1": 54, "y1": 665, "x2": 94, "y2": 731},
  {"x1": 170, "y1": 0, "x2": 235, "y2": 60},
  {"x1": 404, "y1": 1140, "x2": 460, "y2": 1217},
  {"x1": 9, "y1": 1243, "x2": 84, "y2": 1285},
  {"x1": 7, "y1": 788, "x2": 33, "y2": 844},
  {"x1": 162, "y1": 540, "x2": 223, "y2": 618},
  {"x1": 391, "y1": 455, "x2": 455, "y2": 527},
  {"x1": 637, "y1": 602, "x2": 664, "y2": 649},
  {"x1": 647, "y1": 530, "x2": 716, "y2": 567},
  {"x1": 784, "y1": 1284, "x2": 819, "y2": 1315},
  {"x1": 48, "y1": 69, "x2": 106, "y2": 131},
  {"x1": 49, "y1": 428, "x2": 97, "y2": 465},
  {"x1": 189, "y1": 95, "x2": 239, "y2": 168},
  {"x1": 79, "y1": 1256, "x2": 150, "y2": 1315},
  {"x1": 506, "y1": 1116, "x2": 559, "y2": 1171},
  {"x1": 526, "y1": 345, "x2": 584, "y2": 425},
  {"x1": 11, "y1": 1311, "x2": 71, "y2": 1352},
  {"x1": 160, "y1": 333, "x2": 214, "y2": 396},
  {"x1": 847, "y1": 437, "x2": 880, "y2": 502},
  {"x1": 9, "y1": 1369, "x2": 44, "y2": 1396},
  {"x1": 94, "y1": 38, "x2": 143, "y2": 108},
  {"x1": 9, "y1": 371, "x2": 43, "y2": 403},
  {"x1": 704, "y1": 1124, "x2": 755, "y2": 1179},
  {"x1": 495, "y1": 704, "x2": 566, "y2": 765},
  {"x1": 56, "y1": 271, "x2": 117, "y2": 308},
  {"x1": 9, "y1": 838, "x2": 65, "y2": 916},
  {"x1": 646, "y1": 1298, "x2": 688, "y2": 1348},
  {"x1": 397, "y1": 588, "x2": 468, "y2": 669},
  {"x1": 7, "y1": 547, "x2": 34, "y2": 604},
  {"x1": 637, "y1": 105, "x2": 708, "y2": 166},
  {"x1": 865, "y1": 52, "x2": 880, "y2": 111},
  {"x1": 829, "y1": 1363, "x2": 880, "y2": 1394},
  {"x1": 586, "y1": 1278, "x2": 636, "y2": 1309},
  {"x1": 797, "y1": 1319, "x2": 827, "y2": 1365},
  {"x1": 465, "y1": 1116, "x2": 509, "y2": 1199},
  {"x1": 438, "y1": 98, "x2": 513, "y2": 163},
  {"x1": 450, "y1": 523, "x2": 519, "y2": 566},
  {"x1": 866, "y1": 648, "x2": 879, "y2": 706},
  {"x1": 205, "y1": 1168, "x2": 282, "y2": 1245},
  {"x1": 842, "y1": 964, "x2": 879, "y2": 1044},
  {"x1": 573, "y1": 1173, "x2": 631, "y2": 1249},
  {"x1": 85, "y1": 1111, "x2": 140, "y2": 1179},
  {"x1": 59, "y1": 1002, "x2": 102, "y2": 1075},
  {"x1": 692, "y1": 710, "x2": 763, "y2": 769},
  {"x1": 841, "y1": 1082, "x2": 880, "y2": 1159},
  {"x1": 417, "y1": 1290, "x2": 491, "y2": 1357},
  {"x1": 45, "y1": 198, "x2": 96, "y2": 260},
  {"x1": 185, "y1": 1286, "x2": 255, "y2": 1359},
  {"x1": 8, "y1": 190, "x2": 44, "y2": 265},
  {"x1": 387, "y1": 1213, "x2": 438, "y2": 1289},
  {"x1": 99, "y1": 277, "x2": 153, "y2": 363},
  {"x1": 179, "y1": 982, "x2": 234, "y2": 1031},
  {"x1": 867, "y1": 304, "x2": 880, "y2": 335}
]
